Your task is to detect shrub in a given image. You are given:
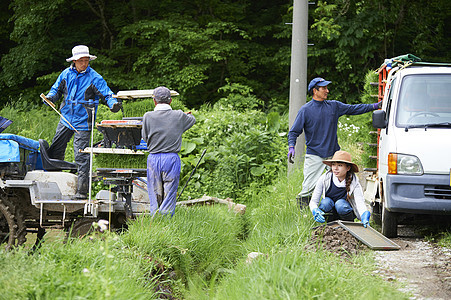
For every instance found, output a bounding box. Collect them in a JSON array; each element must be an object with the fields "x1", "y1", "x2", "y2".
[{"x1": 178, "y1": 106, "x2": 287, "y2": 202}]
